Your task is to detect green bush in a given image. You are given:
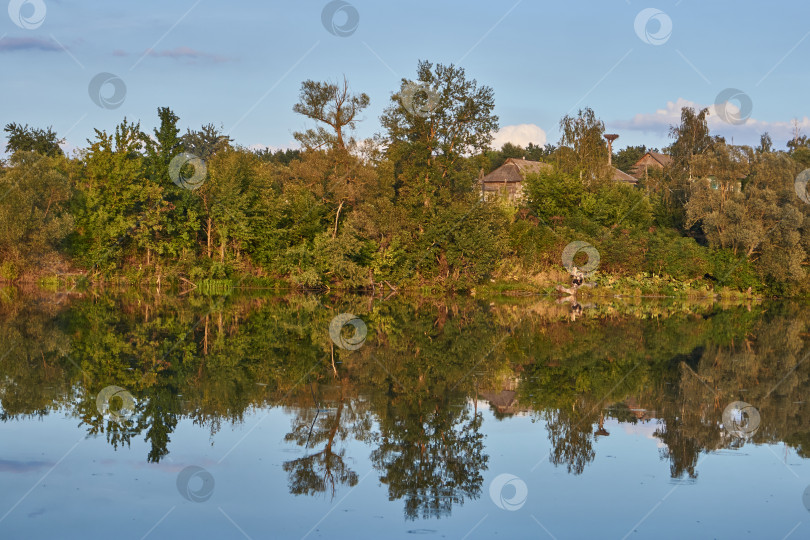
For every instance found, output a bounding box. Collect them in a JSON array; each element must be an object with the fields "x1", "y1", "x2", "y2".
[
  {"x1": 709, "y1": 249, "x2": 759, "y2": 291},
  {"x1": 0, "y1": 261, "x2": 19, "y2": 281},
  {"x1": 644, "y1": 232, "x2": 710, "y2": 281}
]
